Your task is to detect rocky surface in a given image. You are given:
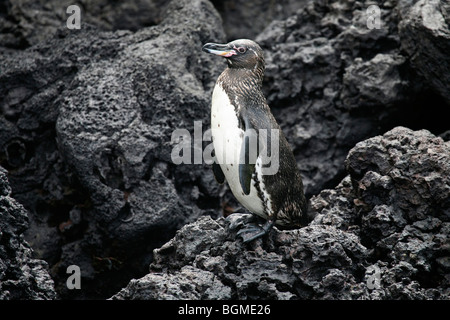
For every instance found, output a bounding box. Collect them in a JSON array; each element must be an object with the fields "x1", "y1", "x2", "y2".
[
  {"x1": 256, "y1": 0, "x2": 449, "y2": 196},
  {"x1": 112, "y1": 127, "x2": 449, "y2": 300},
  {"x1": 0, "y1": 0, "x2": 169, "y2": 49},
  {"x1": 398, "y1": 0, "x2": 450, "y2": 104},
  {"x1": 0, "y1": 167, "x2": 56, "y2": 299},
  {"x1": 210, "y1": 0, "x2": 309, "y2": 41},
  {"x1": 0, "y1": 0, "x2": 308, "y2": 49},
  {"x1": 1, "y1": 0, "x2": 226, "y2": 299},
  {"x1": 1, "y1": 0, "x2": 449, "y2": 300}
]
